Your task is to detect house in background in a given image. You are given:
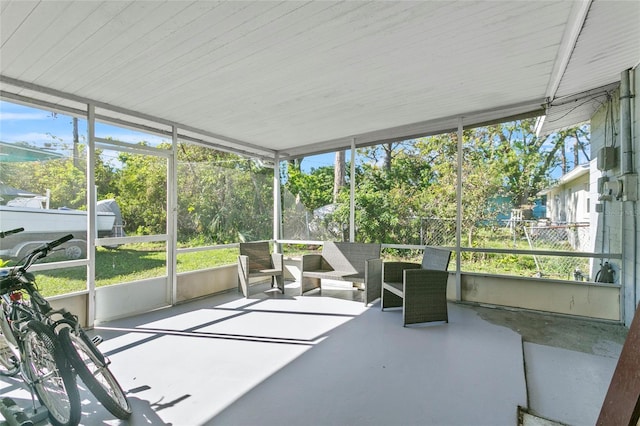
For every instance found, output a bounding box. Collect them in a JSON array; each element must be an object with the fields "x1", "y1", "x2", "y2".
[{"x1": 540, "y1": 163, "x2": 591, "y2": 226}]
